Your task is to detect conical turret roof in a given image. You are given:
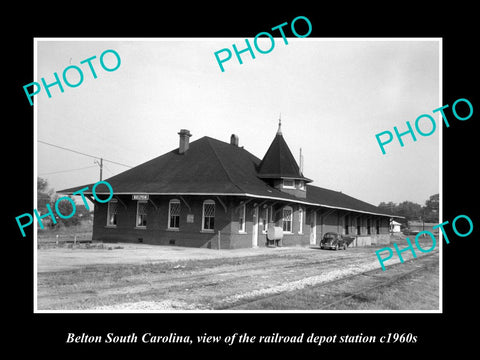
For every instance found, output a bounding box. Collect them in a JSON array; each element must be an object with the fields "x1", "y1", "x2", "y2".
[{"x1": 257, "y1": 120, "x2": 312, "y2": 182}]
